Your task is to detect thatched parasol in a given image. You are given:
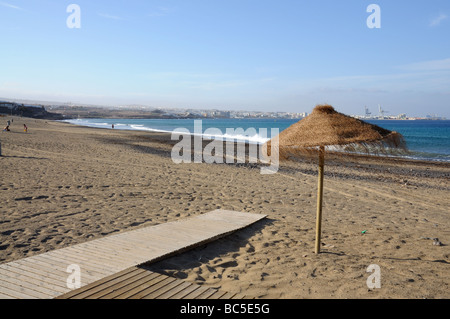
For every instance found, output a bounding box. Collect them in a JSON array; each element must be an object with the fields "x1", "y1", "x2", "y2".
[{"x1": 264, "y1": 104, "x2": 406, "y2": 254}]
